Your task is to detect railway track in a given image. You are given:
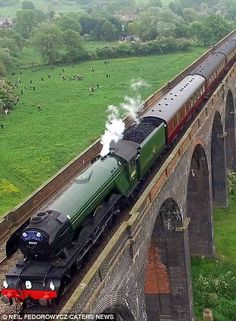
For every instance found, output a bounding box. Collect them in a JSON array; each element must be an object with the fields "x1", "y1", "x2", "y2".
[
  {"x1": 0, "y1": 33, "x2": 225, "y2": 248},
  {"x1": 0, "y1": 135, "x2": 169, "y2": 316},
  {"x1": 0, "y1": 212, "x2": 130, "y2": 316},
  {"x1": 0, "y1": 98, "x2": 214, "y2": 316},
  {"x1": 0, "y1": 250, "x2": 23, "y2": 315},
  {"x1": 0, "y1": 33, "x2": 233, "y2": 315},
  {"x1": 0, "y1": 141, "x2": 162, "y2": 315}
]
